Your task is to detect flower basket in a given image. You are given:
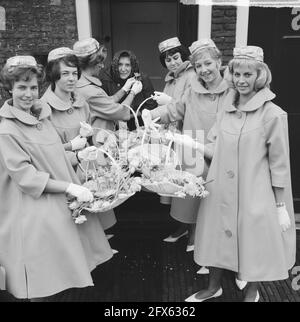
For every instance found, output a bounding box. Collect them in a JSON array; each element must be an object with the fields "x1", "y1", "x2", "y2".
[
  {"x1": 69, "y1": 146, "x2": 141, "y2": 223},
  {"x1": 81, "y1": 192, "x2": 135, "y2": 213},
  {"x1": 141, "y1": 169, "x2": 209, "y2": 199}
]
